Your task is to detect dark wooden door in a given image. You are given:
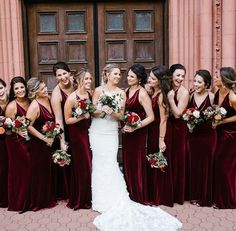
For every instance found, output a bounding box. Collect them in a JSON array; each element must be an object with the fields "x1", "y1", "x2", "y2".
[
  {"x1": 26, "y1": 1, "x2": 164, "y2": 91},
  {"x1": 97, "y1": 2, "x2": 163, "y2": 88},
  {"x1": 27, "y1": 2, "x2": 94, "y2": 92}
]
